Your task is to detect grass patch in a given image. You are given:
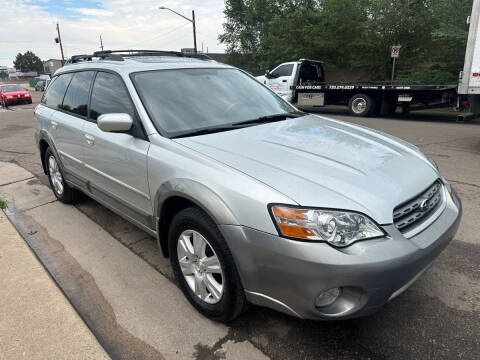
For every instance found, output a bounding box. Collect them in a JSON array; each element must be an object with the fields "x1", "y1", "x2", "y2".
[{"x1": 0, "y1": 197, "x2": 7, "y2": 210}]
